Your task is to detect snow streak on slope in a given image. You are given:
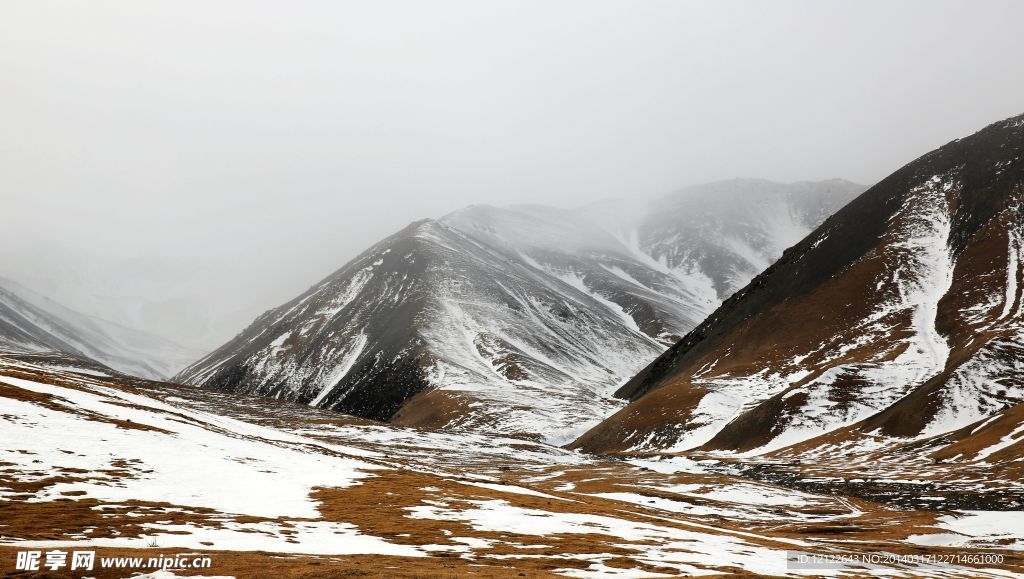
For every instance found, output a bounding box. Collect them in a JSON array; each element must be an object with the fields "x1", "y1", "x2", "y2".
[
  {"x1": 747, "y1": 174, "x2": 958, "y2": 452},
  {"x1": 921, "y1": 202, "x2": 1024, "y2": 437},
  {"x1": 641, "y1": 179, "x2": 866, "y2": 299},
  {"x1": 310, "y1": 332, "x2": 368, "y2": 407},
  {"x1": 574, "y1": 113, "x2": 1024, "y2": 459},
  {"x1": 179, "y1": 181, "x2": 861, "y2": 441},
  {"x1": 400, "y1": 219, "x2": 669, "y2": 444},
  {"x1": 615, "y1": 177, "x2": 963, "y2": 454},
  {"x1": 0, "y1": 278, "x2": 203, "y2": 379}
]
